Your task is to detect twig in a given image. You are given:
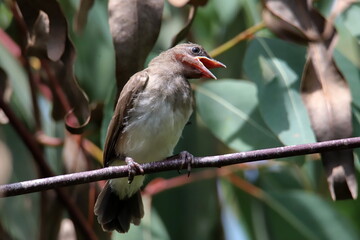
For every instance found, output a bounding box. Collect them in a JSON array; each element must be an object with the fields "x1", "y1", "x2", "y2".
[
  {"x1": 209, "y1": 22, "x2": 266, "y2": 58},
  {"x1": 1, "y1": 137, "x2": 360, "y2": 197}
]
